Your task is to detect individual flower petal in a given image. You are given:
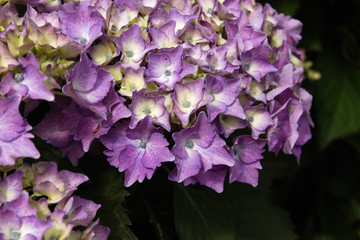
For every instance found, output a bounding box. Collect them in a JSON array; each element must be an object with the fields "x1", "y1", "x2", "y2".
[
  {"x1": 55, "y1": 196, "x2": 101, "y2": 227},
  {"x1": 0, "y1": 171, "x2": 23, "y2": 204},
  {"x1": 241, "y1": 45, "x2": 277, "y2": 82},
  {"x1": 245, "y1": 105, "x2": 275, "y2": 139},
  {"x1": 183, "y1": 166, "x2": 228, "y2": 193}
]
